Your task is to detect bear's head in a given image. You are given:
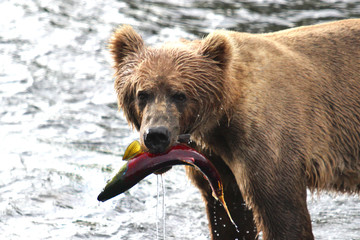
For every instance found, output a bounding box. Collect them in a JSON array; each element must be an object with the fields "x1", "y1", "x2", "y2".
[{"x1": 110, "y1": 25, "x2": 235, "y2": 154}]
